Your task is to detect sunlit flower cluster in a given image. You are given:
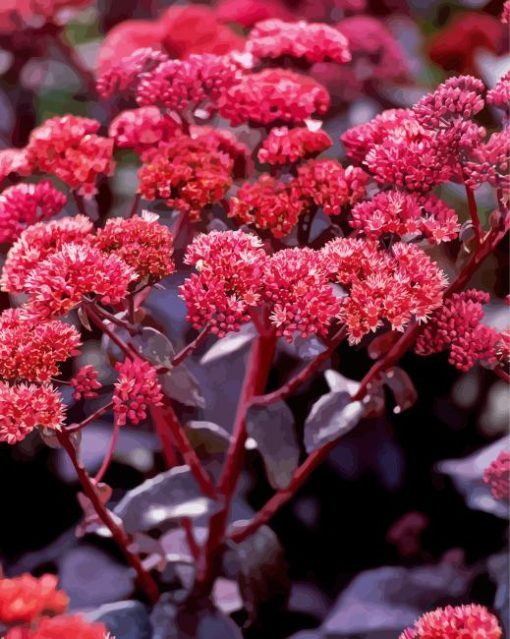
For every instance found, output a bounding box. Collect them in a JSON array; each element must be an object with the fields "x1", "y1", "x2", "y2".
[
  {"x1": 400, "y1": 603, "x2": 502, "y2": 639},
  {"x1": 97, "y1": 47, "x2": 168, "y2": 99},
  {"x1": 113, "y1": 358, "x2": 163, "y2": 426}
]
